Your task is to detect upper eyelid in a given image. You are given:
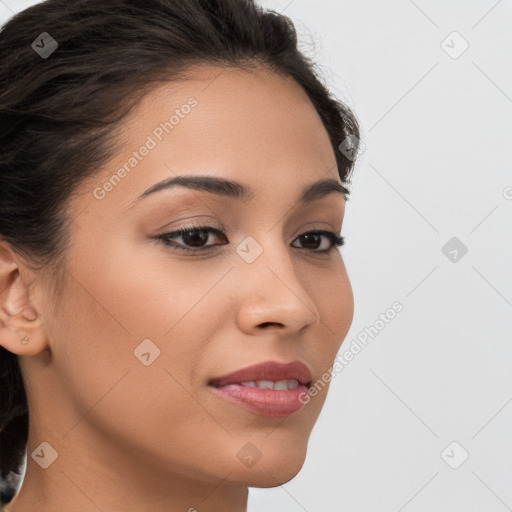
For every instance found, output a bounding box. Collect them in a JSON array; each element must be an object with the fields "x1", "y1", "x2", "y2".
[{"x1": 162, "y1": 225, "x2": 340, "y2": 238}]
